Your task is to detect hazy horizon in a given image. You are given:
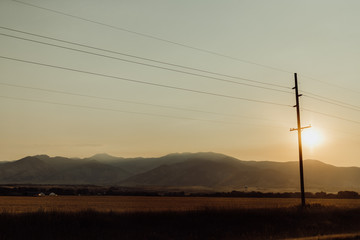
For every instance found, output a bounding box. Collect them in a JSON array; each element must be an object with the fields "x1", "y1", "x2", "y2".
[
  {"x1": 1, "y1": 1, "x2": 359, "y2": 167},
  {"x1": 1, "y1": 151, "x2": 358, "y2": 168}
]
